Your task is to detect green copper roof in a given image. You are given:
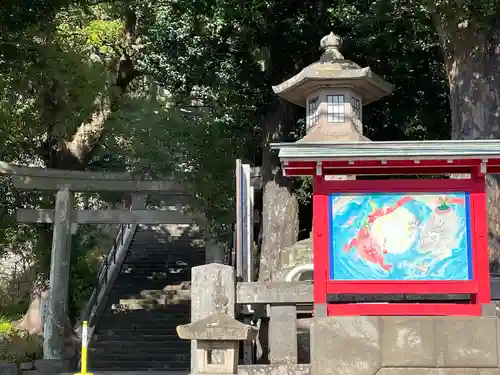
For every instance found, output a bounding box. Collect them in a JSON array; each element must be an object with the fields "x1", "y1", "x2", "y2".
[{"x1": 270, "y1": 140, "x2": 500, "y2": 161}]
